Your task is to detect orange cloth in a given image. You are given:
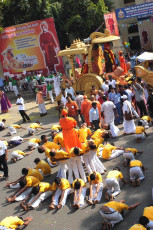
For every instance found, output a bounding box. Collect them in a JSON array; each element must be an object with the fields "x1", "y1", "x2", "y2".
[
  {"x1": 66, "y1": 101, "x2": 78, "y2": 117},
  {"x1": 37, "y1": 91, "x2": 44, "y2": 104},
  {"x1": 59, "y1": 116, "x2": 81, "y2": 153},
  {"x1": 81, "y1": 99, "x2": 92, "y2": 125},
  {"x1": 119, "y1": 56, "x2": 127, "y2": 74}
]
